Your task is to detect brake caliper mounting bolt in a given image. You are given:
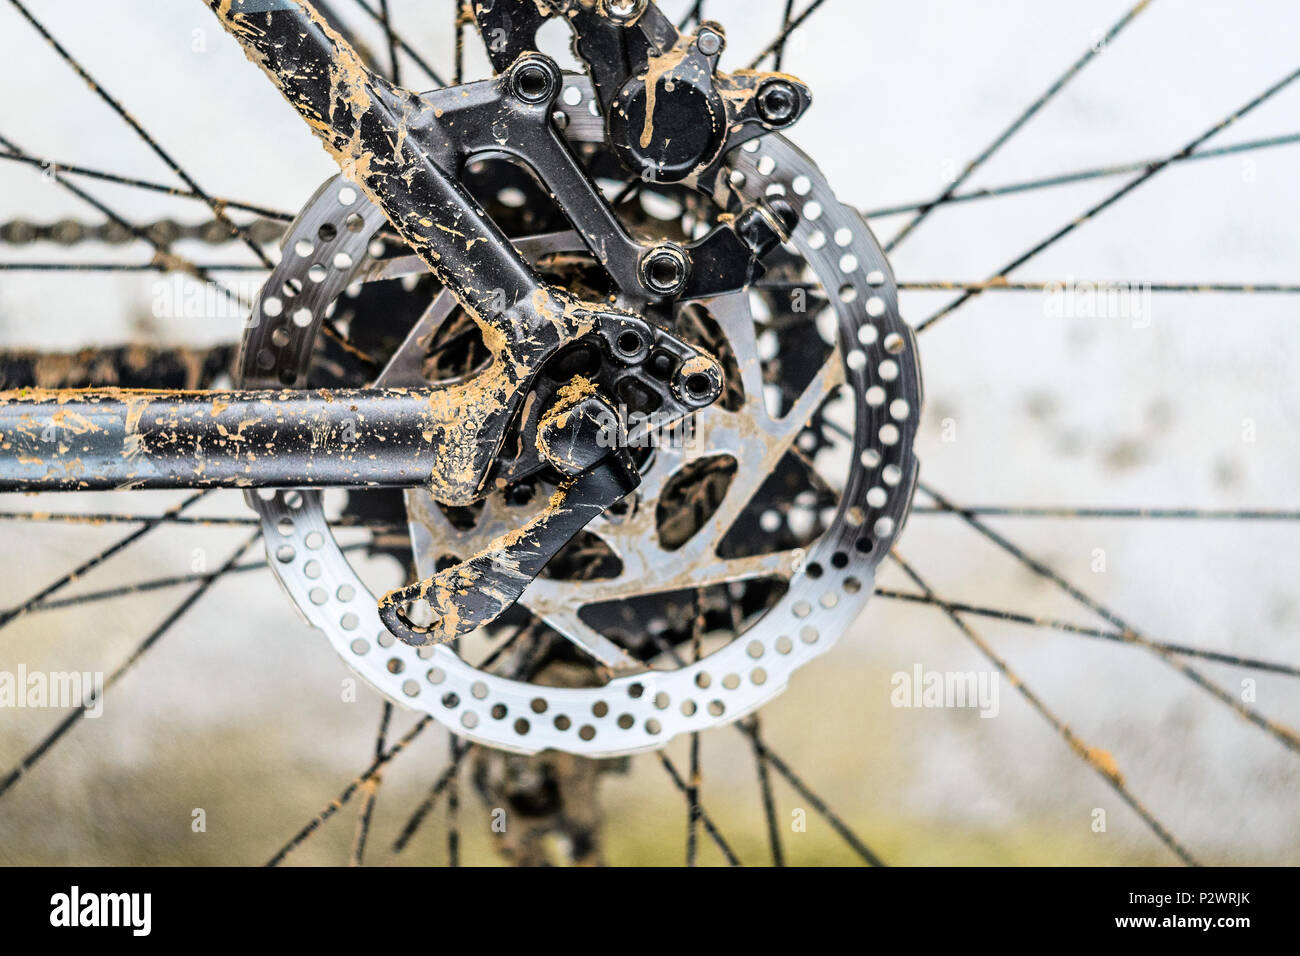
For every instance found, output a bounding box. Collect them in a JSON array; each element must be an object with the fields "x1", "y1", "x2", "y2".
[
  {"x1": 697, "y1": 24, "x2": 725, "y2": 57},
  {"x1": 757, "y1": 80, "x2": 799, "y2": 126}
]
